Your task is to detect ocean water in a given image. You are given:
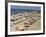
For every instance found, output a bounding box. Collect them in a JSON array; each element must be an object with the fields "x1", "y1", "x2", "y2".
[{"x1": 11, "y1": 9, "x2": 41, "y2": 15}]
